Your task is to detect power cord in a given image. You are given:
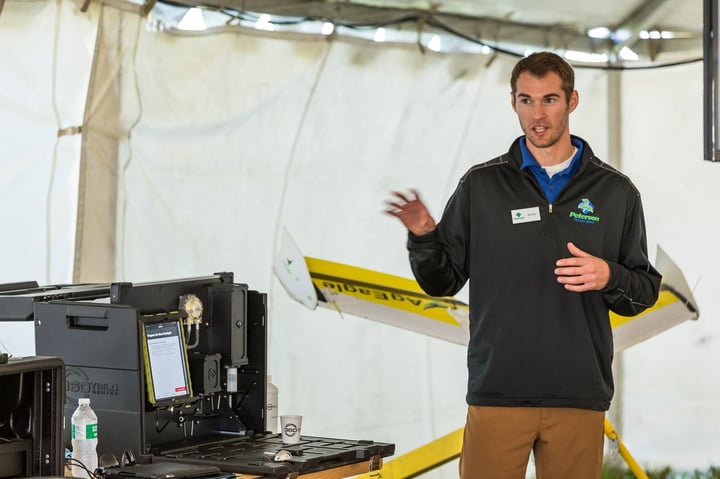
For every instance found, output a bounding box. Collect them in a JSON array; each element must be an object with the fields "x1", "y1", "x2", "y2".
[{"x1": 65, "y1": 457, "x2": 100, "y2": 479}]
